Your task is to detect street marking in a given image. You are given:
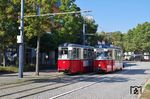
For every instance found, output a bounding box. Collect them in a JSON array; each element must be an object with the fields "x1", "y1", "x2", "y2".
[
  {"x1": 49, "y1": 76, "x2": 115, "y2": 99},
  {"x1": 49, "y1": 67, "x2": 132, "y2": 99},
  {"x1": 49, "y1": 75, "x2": 104, "y2": 99},
  {"x1": 49, "y1": 68, "x2": 130, "y2": 99},
  {"x1": 49, "y1": 82, "x2": 97, "y2": 99}
]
